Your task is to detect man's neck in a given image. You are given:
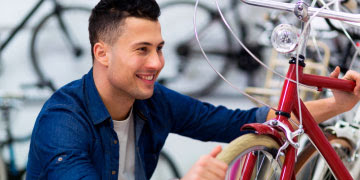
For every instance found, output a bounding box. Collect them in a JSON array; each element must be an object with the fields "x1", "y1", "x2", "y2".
[{"x1": 93, "y1": 66, "x2": 135, "y2": 120}]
